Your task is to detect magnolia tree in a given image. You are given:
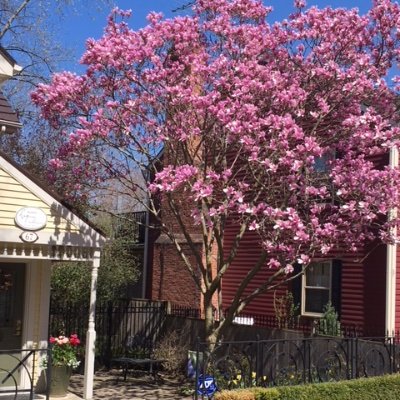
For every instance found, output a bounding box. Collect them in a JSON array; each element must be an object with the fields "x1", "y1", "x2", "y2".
[{"x1": 33, "y1": 0, "x2": 400, "y2": 345}]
